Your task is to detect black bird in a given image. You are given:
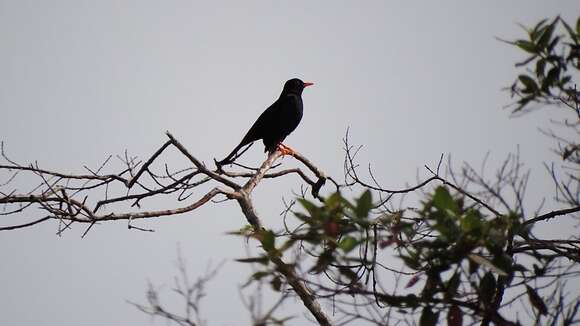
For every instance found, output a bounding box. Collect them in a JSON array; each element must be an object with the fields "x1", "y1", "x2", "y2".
[{"x1": 217, "y1": 78, "x2": 313, "y2": 166}]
